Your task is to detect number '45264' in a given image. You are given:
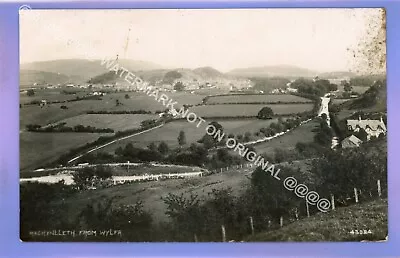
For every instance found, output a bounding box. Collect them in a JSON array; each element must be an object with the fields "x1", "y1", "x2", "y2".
[{"x1": 349, "y1": 229, "x2": 372, "y2": 235}]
